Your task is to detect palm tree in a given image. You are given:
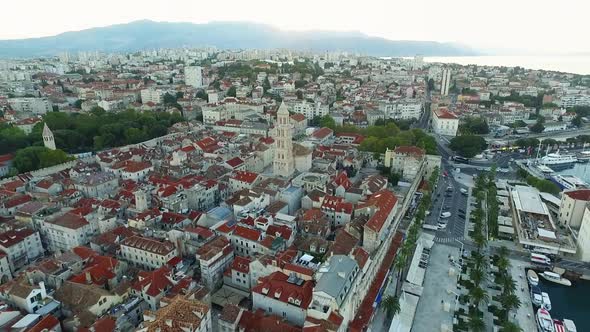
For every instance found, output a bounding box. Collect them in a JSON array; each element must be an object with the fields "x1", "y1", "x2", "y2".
[
  {"x1": 381, "y1": 295, "x2": 401, "y2": 319},
  {"x1": 394, "y1": 253, "x2": 407, "y2": 275},
  {"x1": 471, "y1": 251, "x2": 486, "y2": 270},
  {"x1": 501, "y1": 275, "x2": 517, "y2": 295},
  {"x1": 468, "y1": 313, "x2": 486, "y2": 332},
  {"x1": 497, "y1": 246, "x2": 509, "y2": 259},
  {"x1": 500, "y1": 321, "x2": 522, "y2": 332},
  {"x1": 500, "y1": 293, "x2": 521, "y2": 312},
  {"x1": 473, "y1": 232, "x2": 487, "y2": 251},
  {"x1": 469, "y1": 267, "x2": 485, "y2": 285},
  {"x1": 496, "y1": 255, "x2": 510, "y2": 271},
  {"x1": 469, "y1": 286, "x2": 489, "y2": 308}
]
